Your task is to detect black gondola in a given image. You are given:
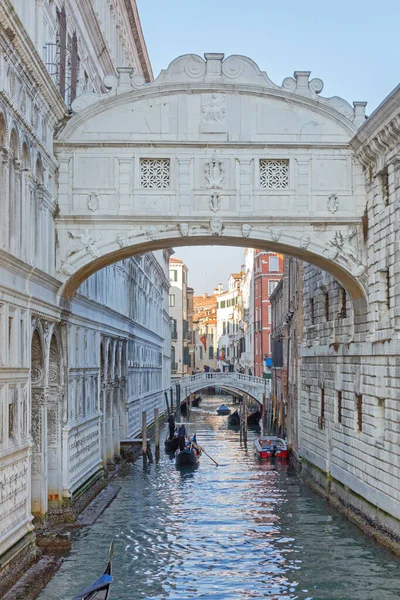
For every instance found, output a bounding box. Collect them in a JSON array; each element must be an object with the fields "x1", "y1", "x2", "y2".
[
  {"x1": 175, "y1": 435, "x2": 202, "y2": 467},
  {"x1": 227, "y1": 409, "x2": 240, "y2": 426},
  {"x1": 164, "y1": 436, "x2": 180, "y2": 453},
  {"x1": 192, "y1": 395, "x2": 202, "y2": 407},
  {"x1": 72, "y1": 540, "x2": 114, "y2": 600},
  {"x1": 247, "y1": 408, "x2": 262, "y2": 425}
]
